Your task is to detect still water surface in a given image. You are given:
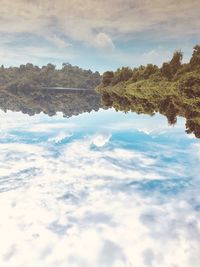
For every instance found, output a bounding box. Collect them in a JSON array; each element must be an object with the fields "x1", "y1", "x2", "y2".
[{"x1": 0, "y1": 89, "x2": 200, "y2": 267}]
